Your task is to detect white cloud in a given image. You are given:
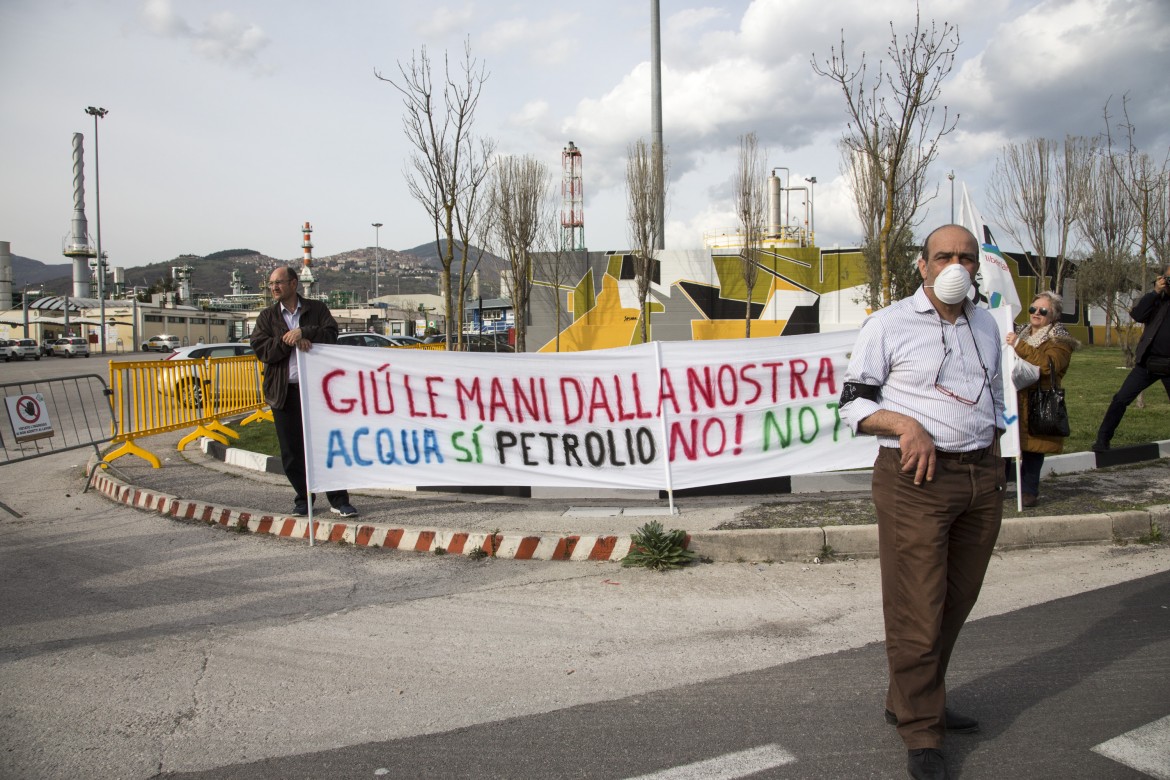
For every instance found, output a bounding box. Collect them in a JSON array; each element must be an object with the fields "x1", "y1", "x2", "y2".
[
  {"x1": 141, "y1": 0, "x2": 189, "y2": 36},
  {"x1": 510, "y1": 100, "x2": 549, "y2": 127},
  {"x1": 418, "y1": 5, "x2": 476, "y2": 38},
  {"x1": 948, "y1": 0, "x2": 1170, "y2": 144},
  {"x1": 139, "y1": 0, "x2": 270, "y2": 72},
  {"x1": 480, "y1": 12, "x2": 580, "y2": 66}
]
